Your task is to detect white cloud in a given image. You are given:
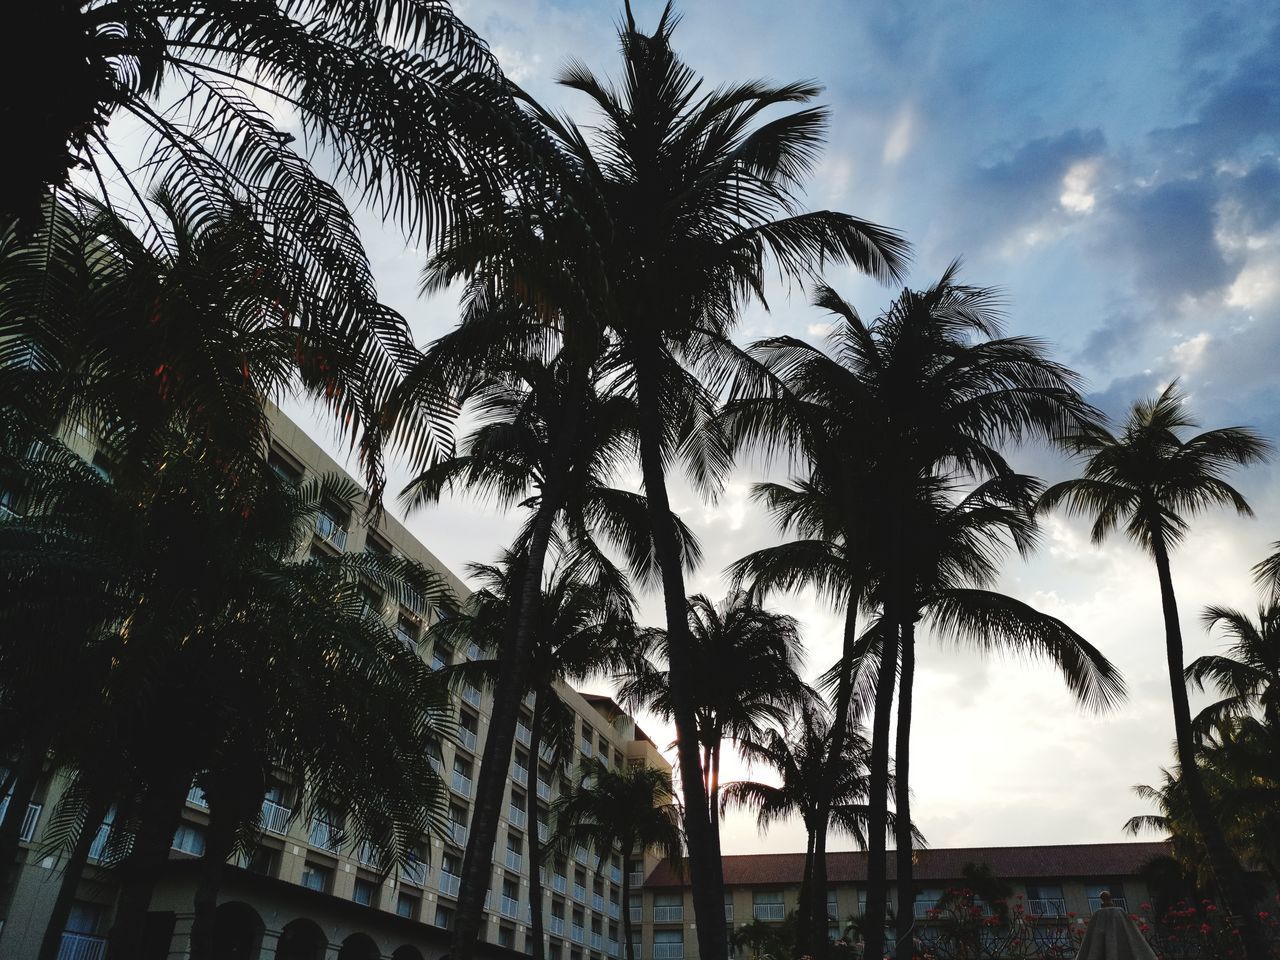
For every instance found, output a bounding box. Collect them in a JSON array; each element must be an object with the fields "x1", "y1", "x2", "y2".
[
  {"x1": 883, "y1": 105, "x2": 916, "y2": 166},
  {"x1": 1059, "y1": 159, "x2": 1100, "y2": 213}
]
